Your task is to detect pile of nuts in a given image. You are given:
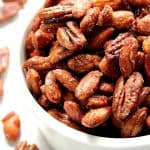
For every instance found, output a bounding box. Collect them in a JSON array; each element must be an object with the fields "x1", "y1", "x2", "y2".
[{"x1": 23, "y1": 0, "x2": 150, "y2": 138}]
